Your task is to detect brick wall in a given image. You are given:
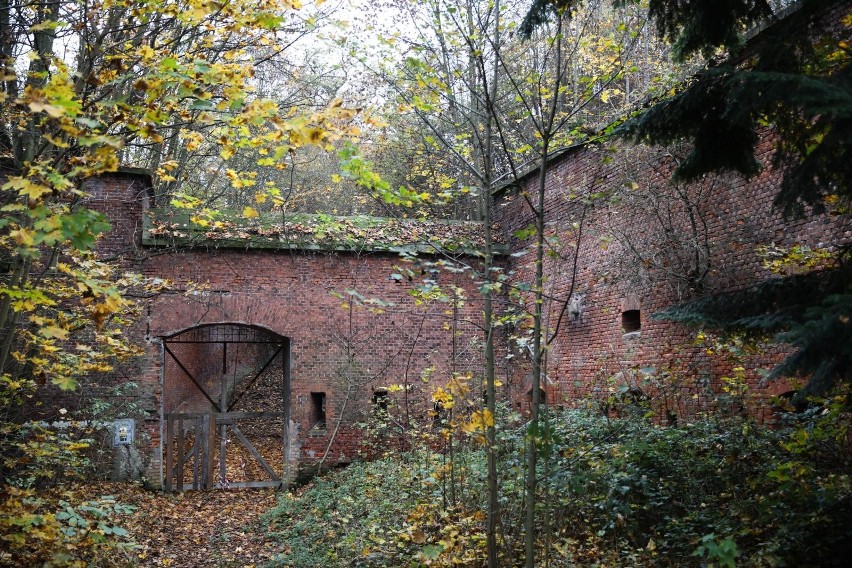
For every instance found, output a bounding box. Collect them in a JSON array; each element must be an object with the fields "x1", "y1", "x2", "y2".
[
  {"x1": 83, "y1": 174, "x2": 492, "y2": 485},
  {"x1": 77, "y1": 122, "x2": 852, "y2": 483},
  {"x1": 144, "y1": 249, "x2": 489, "y2": 466},
  {"x1": 496, "y1": 134, "x2": 852, "y2": 423}
]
